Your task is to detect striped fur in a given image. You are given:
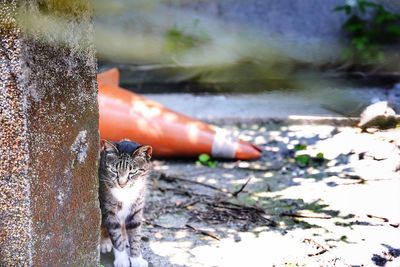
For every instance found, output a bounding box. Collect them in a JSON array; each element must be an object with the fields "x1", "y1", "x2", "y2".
[{"x1": 99, "y1": 139, "x2": 152, "y2": 267}]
